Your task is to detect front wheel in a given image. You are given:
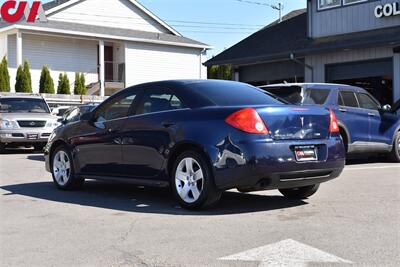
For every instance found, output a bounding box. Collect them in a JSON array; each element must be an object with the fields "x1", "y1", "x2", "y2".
[
  {"x1": 388, "y1": 132, "x2": 400, "y2": 163},
  {"x1": 0, "y1": 143, "x2": 6, "y2": 154},
  {"x1": 279, "y1": 184, "x2": 320, "y2": 199},
  {"x1": 51, "y1": 145, "x2": 84, "y2": 190},
  {"x1": 171, "y1": 151, "x2": 221, "y2": 210}
]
